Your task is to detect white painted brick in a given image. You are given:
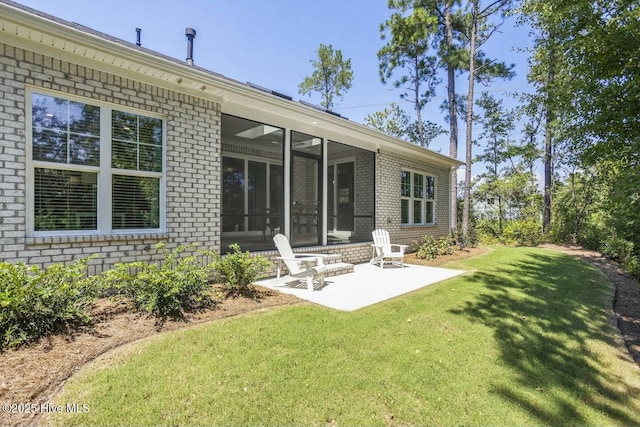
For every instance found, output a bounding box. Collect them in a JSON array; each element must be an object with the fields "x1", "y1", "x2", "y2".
[
  {"x1": 29, "y1": 256, "x2": 52, "y2": 264},
  {"x1": 52, "y1": 254, "x2": 74, "y2": 263},
  {"x1": 0, "y1": 42, "x2": 221, "y2": 273}
]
